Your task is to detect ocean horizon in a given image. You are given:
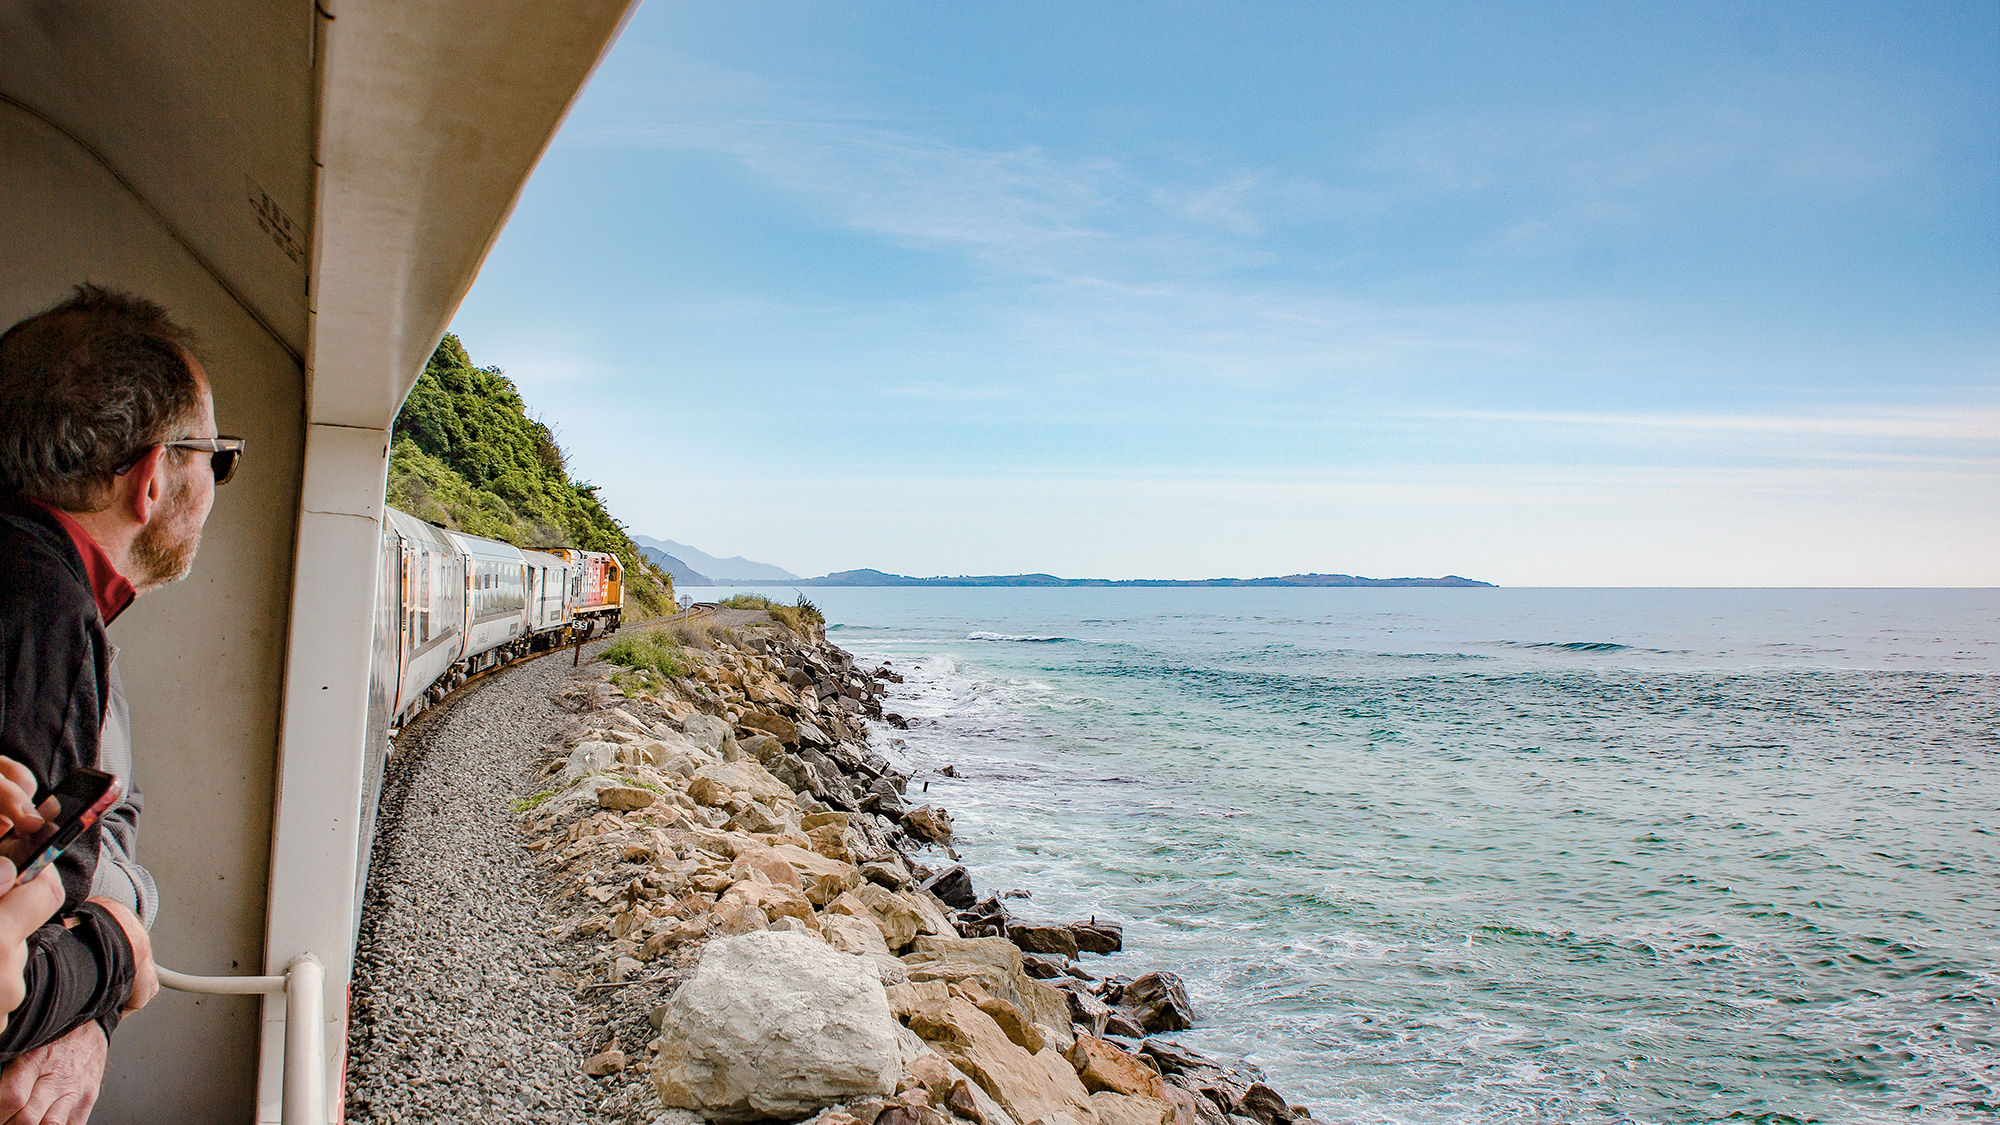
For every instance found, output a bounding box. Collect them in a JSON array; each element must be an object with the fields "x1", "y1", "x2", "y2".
[{"x1": 696, "y1": 585, "x2": 1997, "y2": 1122}]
